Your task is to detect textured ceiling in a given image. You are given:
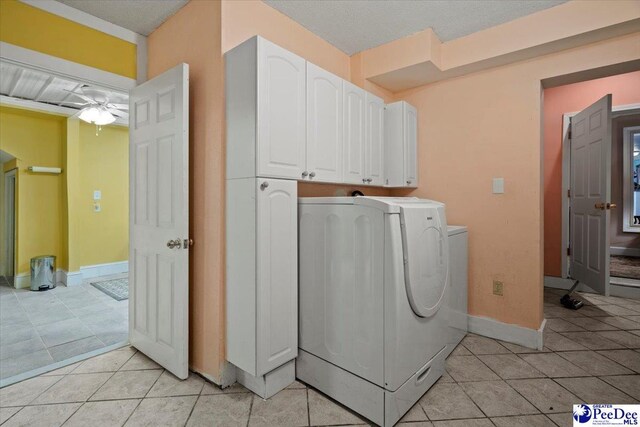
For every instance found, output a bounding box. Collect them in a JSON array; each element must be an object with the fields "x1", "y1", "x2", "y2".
[
  {"x1": 55, "y1": 0, "x2": 188, "y2": 36},
  {"x1": 264, "y1": 0, "x2": 568, "y2": 55}
]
